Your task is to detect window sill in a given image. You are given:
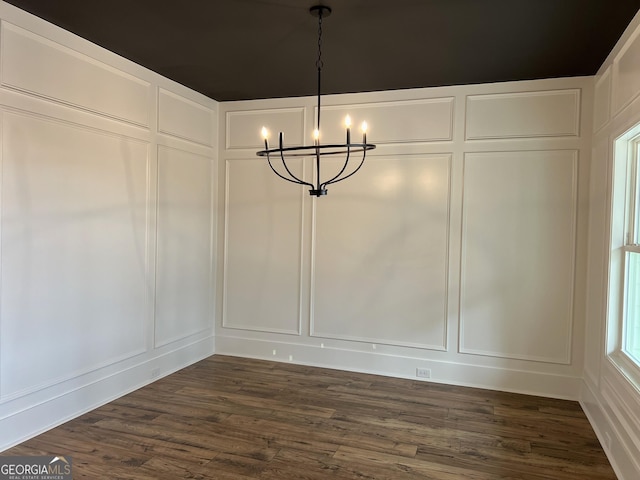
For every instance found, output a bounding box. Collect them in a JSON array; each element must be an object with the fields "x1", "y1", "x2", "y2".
[{"x1": 608, "y1": 351, "x2": 640, "y2": 395}]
